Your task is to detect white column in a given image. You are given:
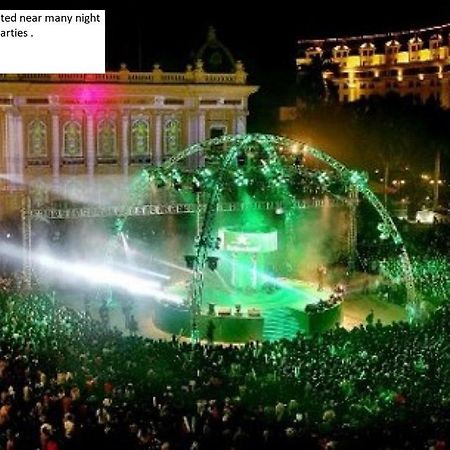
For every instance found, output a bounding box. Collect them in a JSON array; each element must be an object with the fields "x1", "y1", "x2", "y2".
[
  {"x1": 51, "y1": 112, "x2": 60, "y2": 184},
  {"x1": 197, "y1": 112, "x2": 206, "y2": 167},
  {"x1": 198, "y1": 111, "x2": 206, "y2": 141},
  {"x1": 232, "y1": 114, "x2": 238, "y2": 135},
  {"x1": 16, "y1": 113, "x2": 24, "y2": 187},
  {"x1": 6, "y1": 111, "x2": 16, "y2": 189},
  {"x1": 187, "y1": 112, "x2": 198, "y2": 145},
  {"x1": 235, "y1": 112, "x2": 247, "y2": 135},
  {"x1": 186, "y1": 111, "x2": 198, "y2": 169},
  {"x1": 86, "y1": 113, "x2": 95, "y2": 182},
  {"x1": 154, "y1": 113, "x2": 162, "y2": 166},
  {"x1": 121, "y1": 113, "x2": 129, "y2": 176}
]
